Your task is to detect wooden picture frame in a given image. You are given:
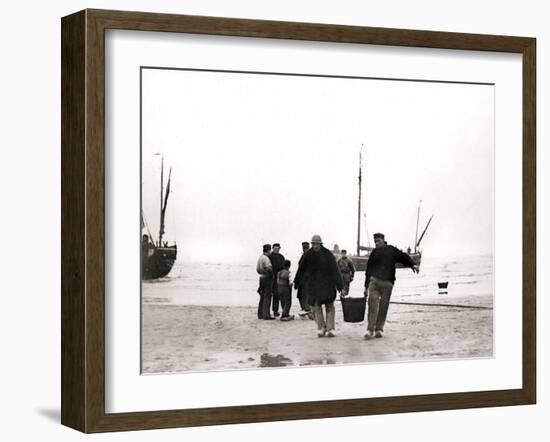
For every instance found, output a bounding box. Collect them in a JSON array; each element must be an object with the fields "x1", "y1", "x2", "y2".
[{"x1": 61, "y1": 9, "x2": 536, "y2": 433}]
